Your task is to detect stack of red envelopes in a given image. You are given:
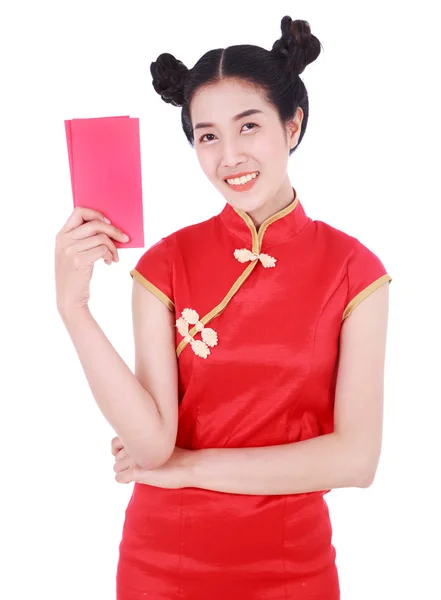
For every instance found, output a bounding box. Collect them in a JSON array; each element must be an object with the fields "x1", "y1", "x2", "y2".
[{"x1": 64, "y1": 115, "x2": 144, "y2": 248}]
